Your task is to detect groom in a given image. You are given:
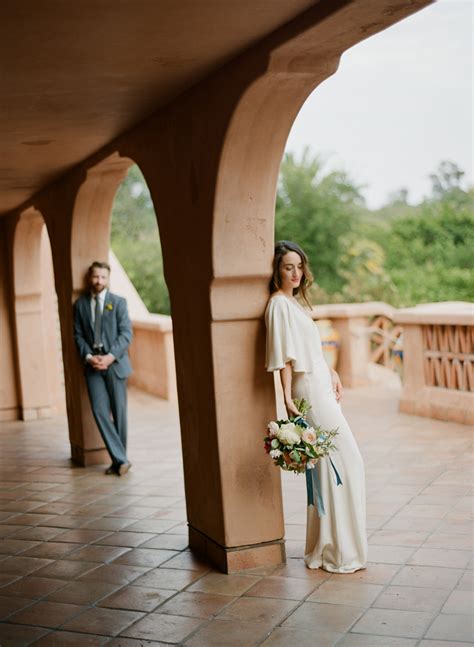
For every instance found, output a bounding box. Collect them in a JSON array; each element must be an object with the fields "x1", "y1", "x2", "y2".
[{"x1": 73, "y1": 261, "x2": 133, "y2": 475}]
